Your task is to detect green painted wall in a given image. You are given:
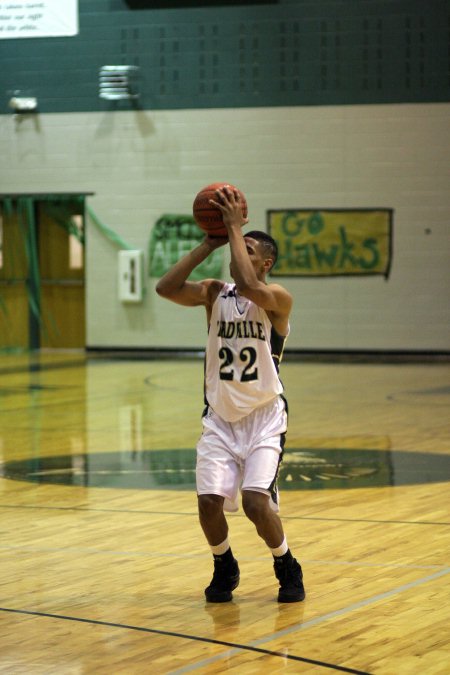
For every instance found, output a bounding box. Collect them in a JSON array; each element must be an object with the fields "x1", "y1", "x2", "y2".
[{"x1": 1, "y1": 0, "x2": 449, "y2": 114}]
